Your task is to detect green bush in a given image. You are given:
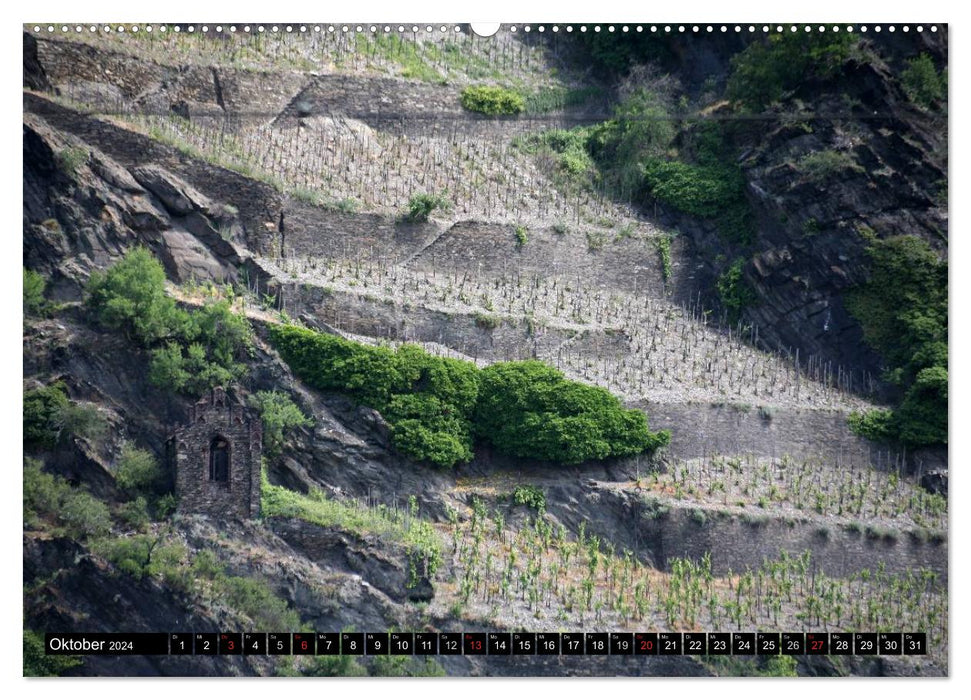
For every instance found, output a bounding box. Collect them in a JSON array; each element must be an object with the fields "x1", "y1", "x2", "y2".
[
  {"x1": 716, "y1": 258, "x2": 757, "y2": 323},
  {"x1": 460, "y1": 85, "x2": 525, "y2": 116},
  {"x1": 512, "y1": 485, "x2": 546, "y2": 512},
  {"x1": 24, "y1": 630, "x2": 81, "y2": 676},
  {"x1": 56, "y1": 146, "x2": 89, "y2": 178},
  {"x1": 269, "y1": 324, "x2": 667, "y2": 468},
  {"x1": 23, "y1": 383, "x2": 70, "y2": 448},
  {"x1": 404, "y1": 192, "x2": 451, "y2": 222},
  {"x1": 88, "y1": 249, "x2": 252, "y2": 396},
  {"x1": 474, "y1": 361, "x2": 669, "y2": 464},
  {"x1": 23, "y1": 383, "x2": 106, "y2": 448},
  {"x1": 86, "y1": 247, "x2": 192, "y2": 345},
  {"x1": 50, "y1": 401, "x2": 107, "y2": 445},
  {"x1": 901, "y1": 53, "x2": 946, "y2": 108},
  {"x1": 847, "y1": 409, "x2": 896, "y2": 442},
  {"x1": 269, "y1": 325, "x2": 478, "y2": 468},
  {"x1": 727, "y1": 33, "x2": 858, "y2": 111},
  {"x1": 114, "y1": 443, "x2": 162, "y2": 495},
  {"x1": 23, "y1": 268, "x2": 47, "y2": 316},
  {"x1": 117, "y1": 496, "x2": 151, "y2": 531},
  {"x1": 24, "y1": 458, "x2": 71, "y2": 526},
  {"x1": 514, "y1": 225, "x2": 529, "y2": 247},
  {"x1": 846, "y1": 235, "x2": 947, "y2": 446},
  {"x1": 60, "y1": 491, "x2": 112, "y2": 539},
  {"x1": 797, "y1": 150, "x2": 864, "y2": 182},
  {"x1": 248, "y1": 391, "x2": 314, "y2": 456}
]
